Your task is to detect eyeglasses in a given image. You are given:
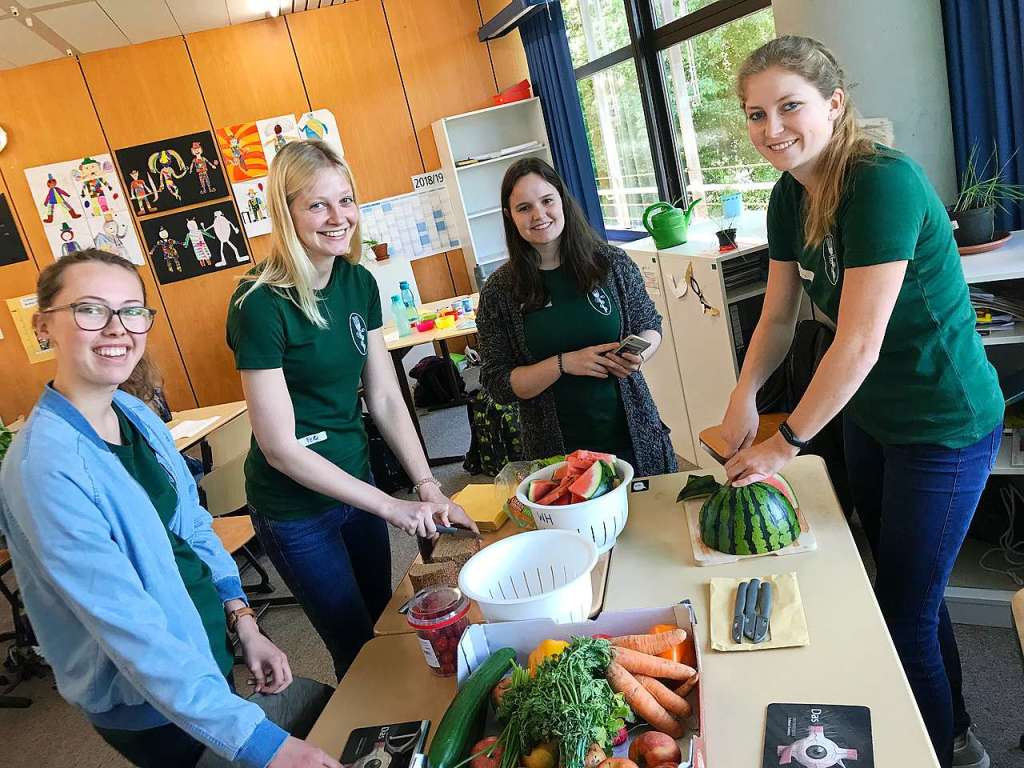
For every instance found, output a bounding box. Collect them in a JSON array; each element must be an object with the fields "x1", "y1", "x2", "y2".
[{"x1": 41, "y1": 302, "x2": 158, "y2": 334}]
